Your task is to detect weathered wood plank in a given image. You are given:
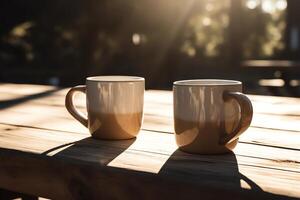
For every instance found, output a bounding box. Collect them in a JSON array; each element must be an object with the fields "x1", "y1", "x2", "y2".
[
  {"x1": 0, "y1": 106, "x2": 299, "y2": 151},
  {"x1": 1, "y1": 102, "x2": 300, "y2": 135},
  {"x1": 2, "y1": 87, "x2": 300, "y2": 116},
  {"x1": 0, "y1": 85, "x2": 299, "y2": 151},
  {"x1": 0, "y1": 123, "x2": 299, "y2": 196},
  {"x1": 0, "y1": 123, "x2": 299, "y2": 170},
  {"x1": 2, "y1": 148, "x2": 296, "y2": 200},
  {"x1": 0, "y1": 83, "x2": 56, "y2": 94},
  {"x1": 0, "y1": 107, "x2": 299, "y2": 155},
  {"x1": 1, "y1": 84, "x2": 300, "y2": 199},
  {"x1": 2, "y1": 88, "x2": 300, "y2": 133},
  {"x1": 0, "y1": 123, "x2": 299, "y2": 199}
]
